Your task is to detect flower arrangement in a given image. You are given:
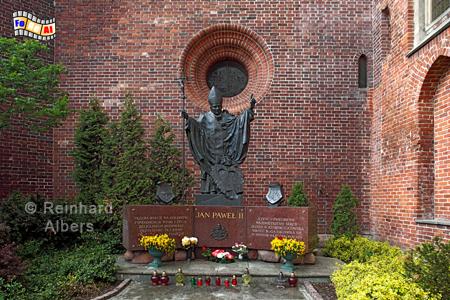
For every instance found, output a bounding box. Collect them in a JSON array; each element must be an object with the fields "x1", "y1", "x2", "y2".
[
  {"x1": 270, "y1": 236, "x2": 305, "y2": 257},
  {"x1": 181, "y1": 236, "x2": 198, "y2": 249},
  {"x1": 211, "y1": 249, "x2": 235, "y2": 263},
  {"x1": 232, "y1": 243, "x2": 248, "y2": 260},
  {"x1": 201, "y1": 246, "x2": 212, "y2": 260},
  {"x1": 139, "y1": 233, "x2": 176, "y2": 254}
]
